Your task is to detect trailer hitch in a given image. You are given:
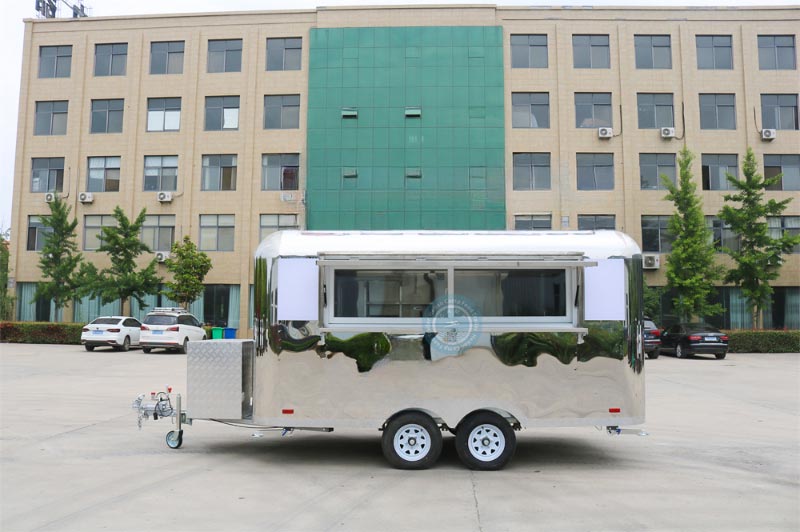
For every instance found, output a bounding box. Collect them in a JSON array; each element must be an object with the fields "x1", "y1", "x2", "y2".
[{"x1": 604, "y1": 426, "x2": 648, "y2": 436}]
